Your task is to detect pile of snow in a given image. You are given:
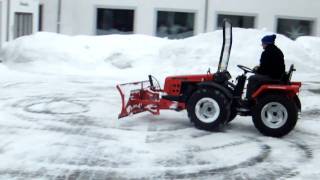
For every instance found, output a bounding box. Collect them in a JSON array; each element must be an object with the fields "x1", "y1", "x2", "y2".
[
  {"x1": 296, "y1": 36, "x2": 320, "y2": 69},
  {"x1": 0, "y1": 28, "x2": 319, "y2": 82}
]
